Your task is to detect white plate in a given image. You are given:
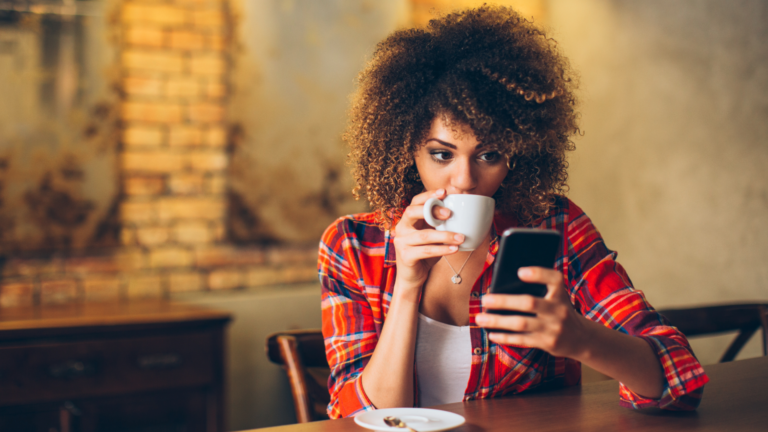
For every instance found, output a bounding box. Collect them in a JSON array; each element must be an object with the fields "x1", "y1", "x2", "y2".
[{"x1": 354, "y1": 408, "x2": 465, "y2": 432}]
